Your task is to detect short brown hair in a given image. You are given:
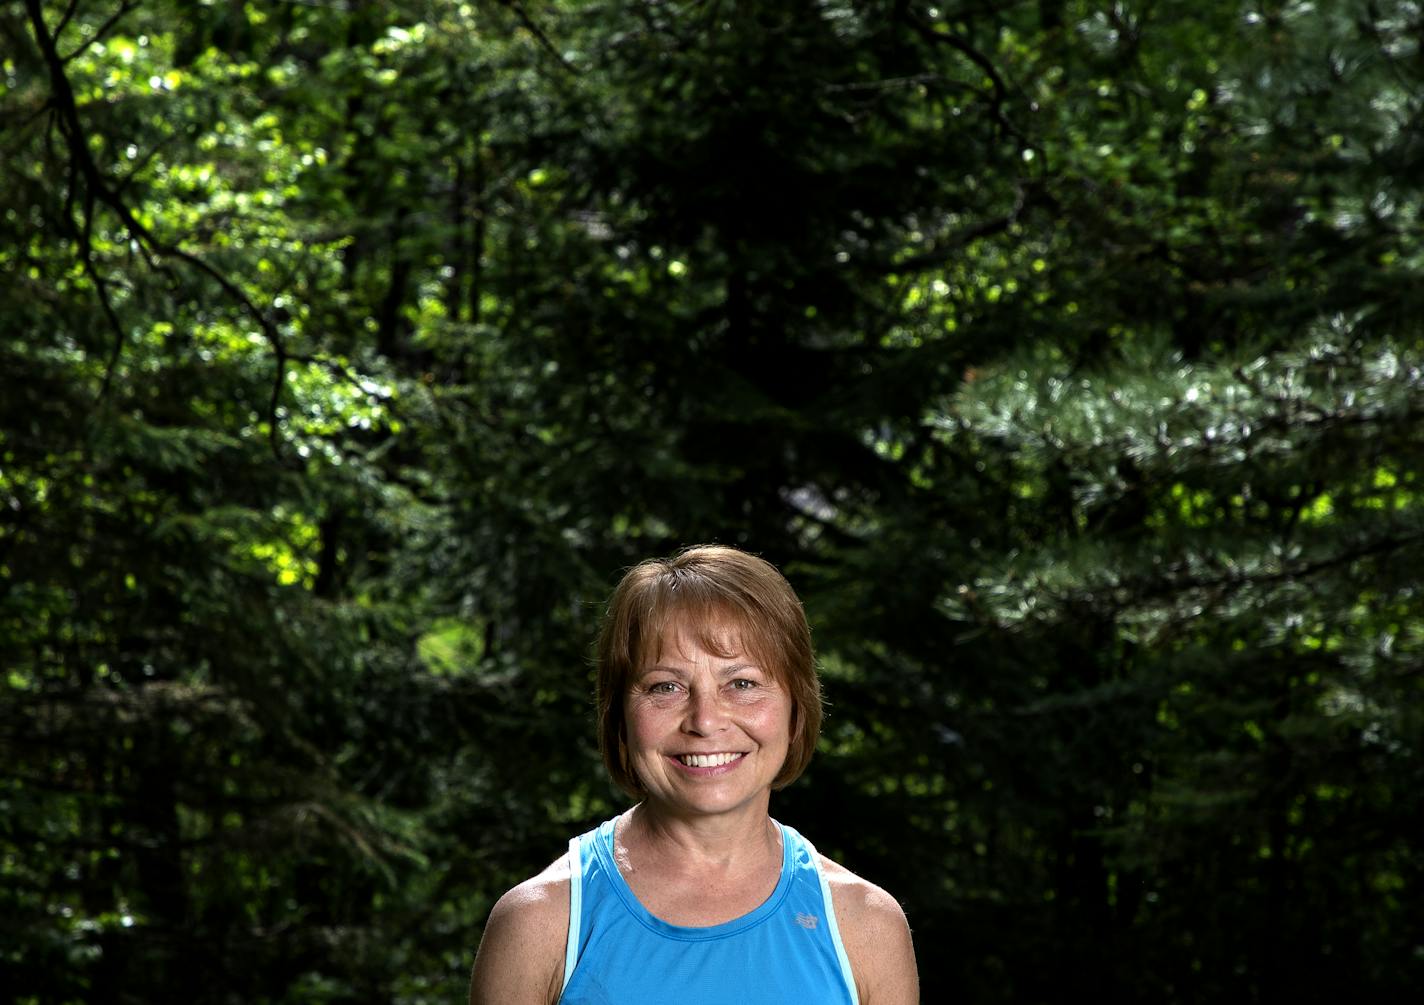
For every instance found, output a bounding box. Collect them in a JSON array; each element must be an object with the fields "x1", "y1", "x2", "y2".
[{"x1": 596, "y1": 545, "x2": 822, "y2": 798}]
